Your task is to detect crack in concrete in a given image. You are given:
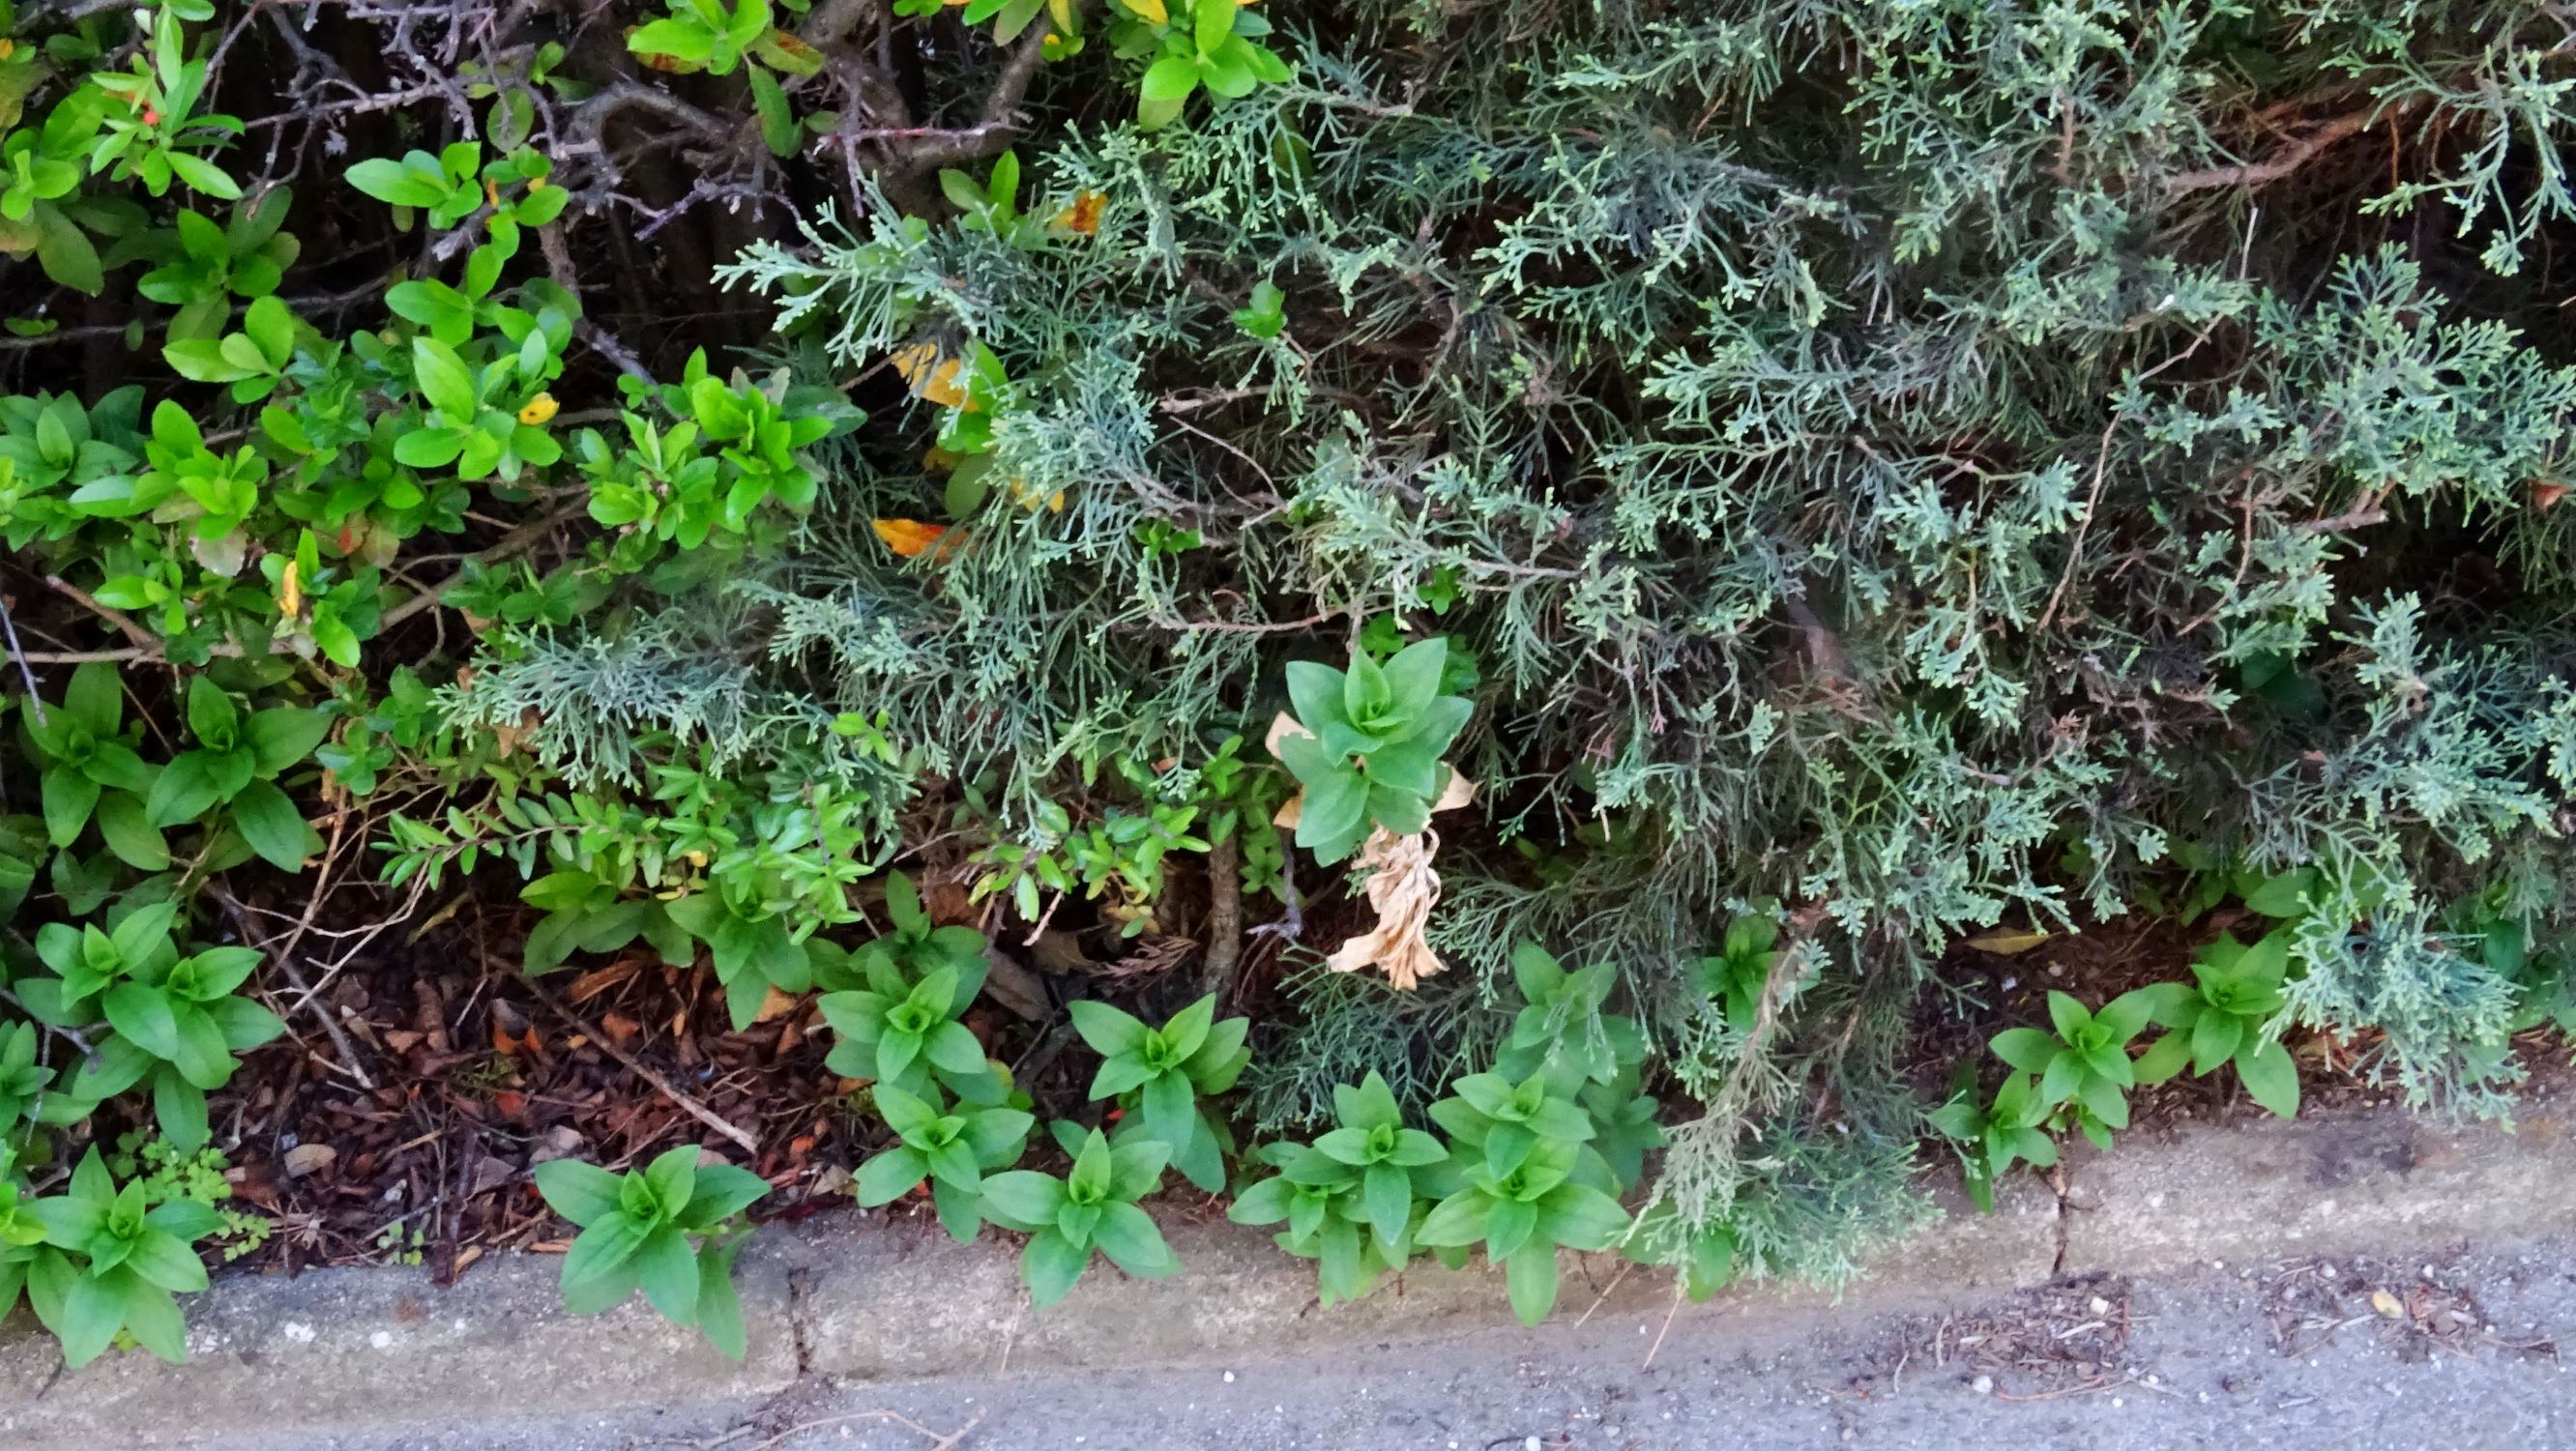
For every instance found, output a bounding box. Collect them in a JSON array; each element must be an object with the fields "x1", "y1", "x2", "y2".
[
  {"x1": 786, "y1": 1263, "x2": 816, "y2": 1377},
  {"x1": 2049, "y1": 1166, "x2": 2075, "y2": 1277}
]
